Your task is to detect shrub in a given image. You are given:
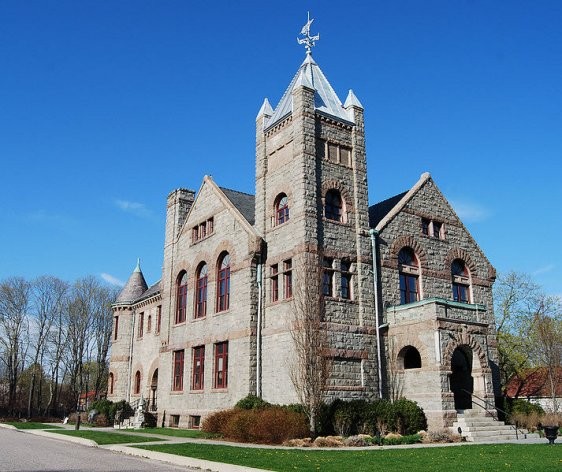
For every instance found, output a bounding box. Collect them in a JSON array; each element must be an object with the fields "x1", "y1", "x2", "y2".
[
  {"x1": 331, "y1": 399, "x2": 370, "y2": 436},
  {"x1": 110, "y1": 400, "x2": 134, "y2": 423},
  {"x1": 382, "y1": 433, "x2": 421, "y2": 446},
  {"x1": 235, "y1": 394, "x2": 271, "y2": 410},
  {"x1": 142, "y1": 411, "x2": 157, "y2": 428},
  {"x1": 389, "y1": 398, "x2": 427, "y2": 435},
  {"x1": 202, "y1": 409, "x2": 238, "y2": 436},
  {"x1": 424, "y1": 429, "x2": 462, "y2": 443},
  {"x1": 94, "y1": 413, "x2": 109, "y2": 427},
  {"x1": 508, "y1": 399, "x2": 544, "y2": 416},
  {"x1": 90, "y1": 399, "x2": 113, "y2": 419},
  {"x1": 344, "y1": 434, "x2": 373, "y2": 447},
  {"x1": 203, "y1": 406, "x2": 309, "y2": 444},
  {"x1": 313, "y1": 435, "x2": 344, "y2": 447}
]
